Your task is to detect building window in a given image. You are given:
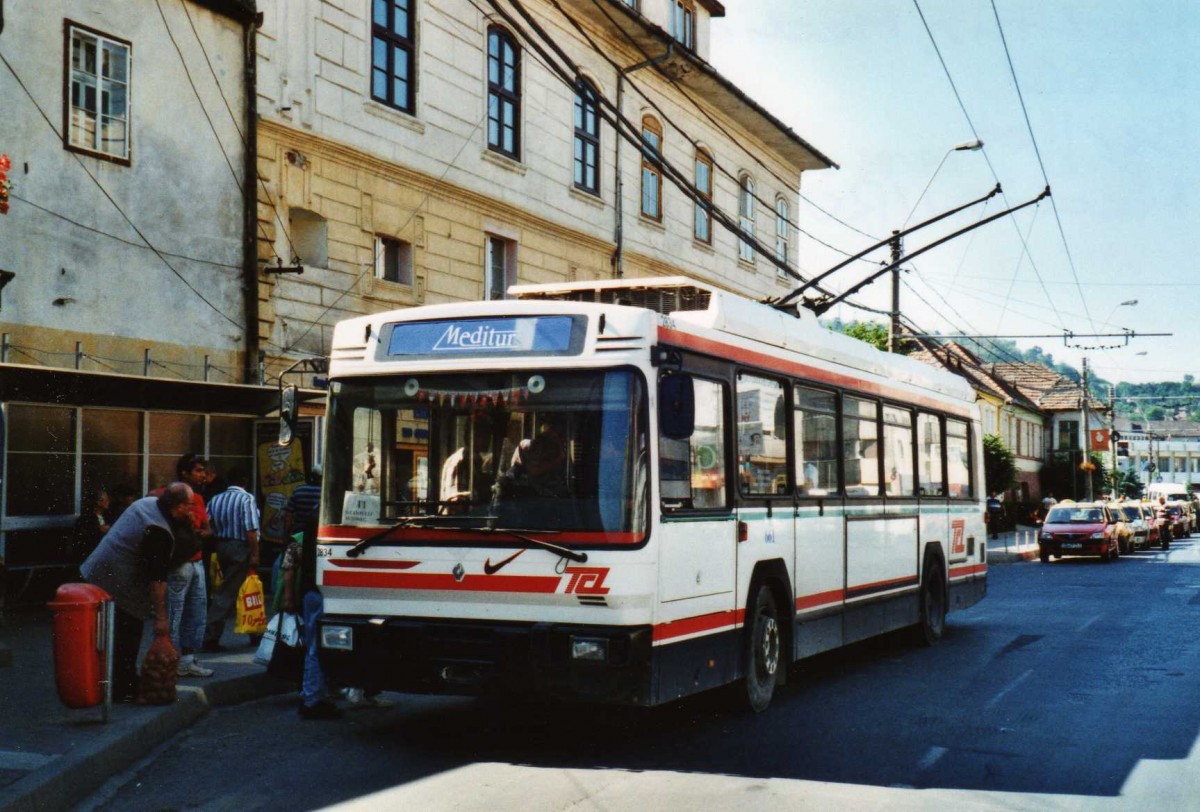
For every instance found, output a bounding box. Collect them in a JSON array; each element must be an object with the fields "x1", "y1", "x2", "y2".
[
  {"x1": 375, "y1": 236, "x2": 413, "y2": 285},
  {"x1": 1058, "y1": 420, "x2": 1079, "y2": 451},
  {"x1": 738, "y1": 174, "x2": 755, "y2": 262},
  {"x1": 66, "y1": 24, "x2": 131, "y2": 162},
  {"x1": 573, "y1": 79, "x2": 600, "y2": 195},
  {"x1": 670, "y1": 0, "x2": 695, "y2": 50},
  {"x1": 485, "y1": 235, "x2": 516, "y2": 300},
  {"x1": 694, "y1": 149, "x2": 712, "y2": 243},
  {"x1": 641, "y1": 116, "x2": 663, "y2": 220},
  {"x1": 487, "y1": 26, "x2": 520, "y2": 160},
  {"x1": 371, "y1": 0, "x2": 415, "y2": 113},
  {"x1": 775, "y1": 196, "x2": 789, "y2": 275},
  {"x1": 289, "y1": 208, "x2": 328, "y2": 268}
]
